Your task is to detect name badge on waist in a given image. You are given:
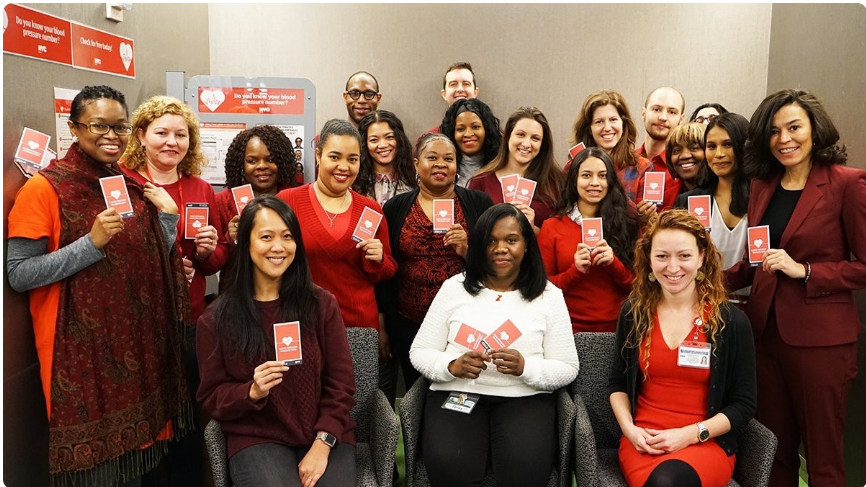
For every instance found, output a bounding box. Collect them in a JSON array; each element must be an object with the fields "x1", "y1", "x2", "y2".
[
  {"x1": 678, "y1": 341, "x2": 711, "y2": 369},
  {"x1": 442, "y1": 392, "x2": 480, "y2": 414}
]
